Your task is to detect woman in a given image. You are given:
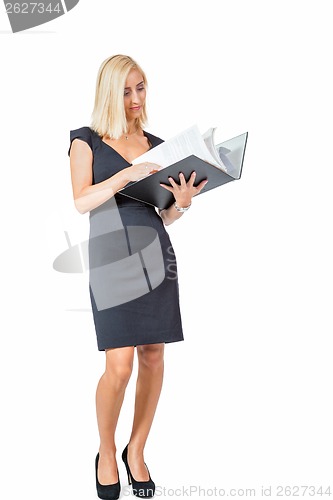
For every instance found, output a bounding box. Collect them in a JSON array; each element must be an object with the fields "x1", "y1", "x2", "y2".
[{"x1": 68, "y1": 54, "x2": 207, "y2": 499}]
